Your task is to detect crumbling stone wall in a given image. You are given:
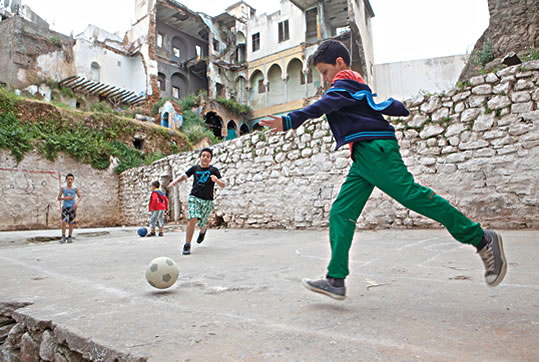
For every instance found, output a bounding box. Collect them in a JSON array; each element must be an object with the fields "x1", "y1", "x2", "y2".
[
  {"x1": 0, "y1": 16, "x2": 75, "y2": 88},
  {"x1": 119, "y1": 60, "x2": 539, "y2": 230},
  {"x1": 0, "y1": 302, "x2": 145, "y2": 361},
  {"x1": 459, "y1": 0, "x2": 538, "y2": 80}
]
